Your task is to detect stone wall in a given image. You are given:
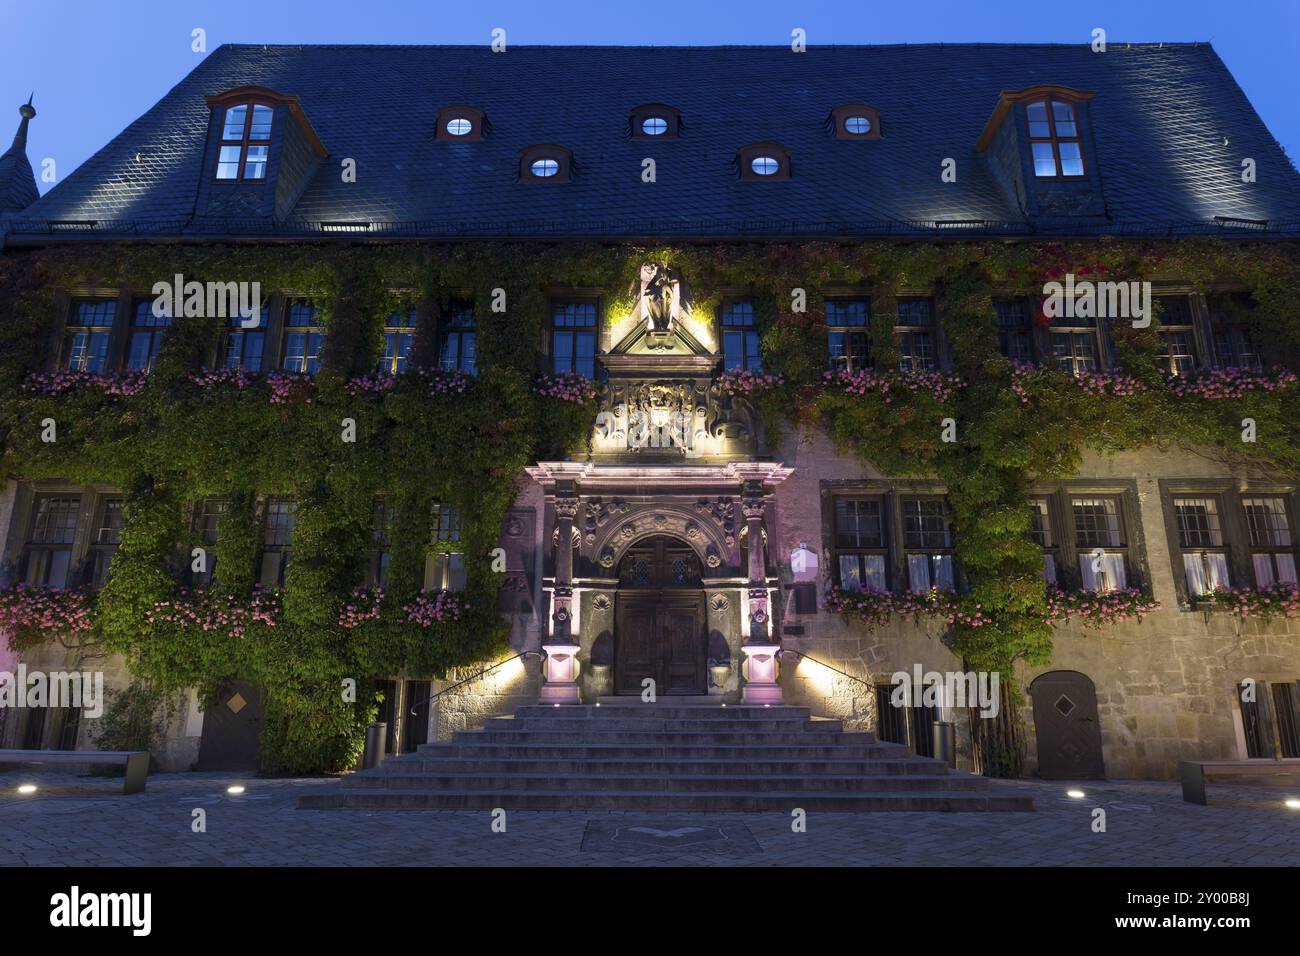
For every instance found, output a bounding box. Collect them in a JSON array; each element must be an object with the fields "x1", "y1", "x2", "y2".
[{"x1": 767, "y1": 428, "x2": 1300, "y2": 779}]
